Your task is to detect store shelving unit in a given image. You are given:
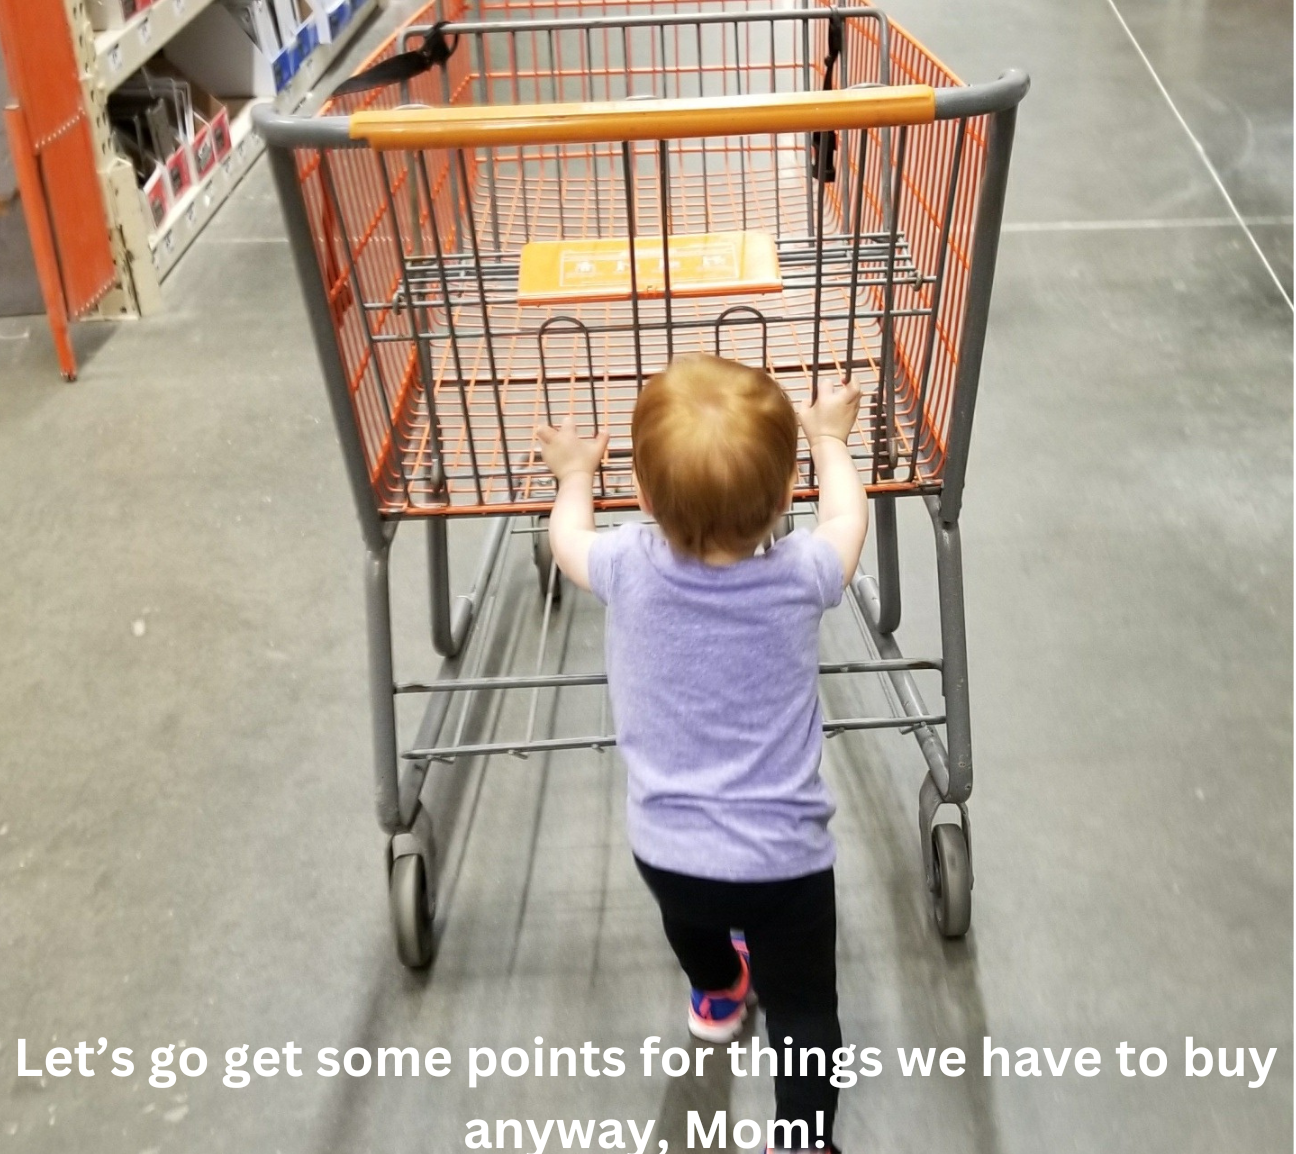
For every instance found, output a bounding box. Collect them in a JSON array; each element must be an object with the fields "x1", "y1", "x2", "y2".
[
  {"x1": 80, "y1": 0, "x2": 376, "y2": 314},
  {"x1": 145, "y1": 32, "x2": 365, "y2": 283},
  {"x1": 0, "y1": 0, "x2": 378, "y2": 372},
  {"x1": 94, "y1": 0, "x2": 219, "y2": 93}
]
